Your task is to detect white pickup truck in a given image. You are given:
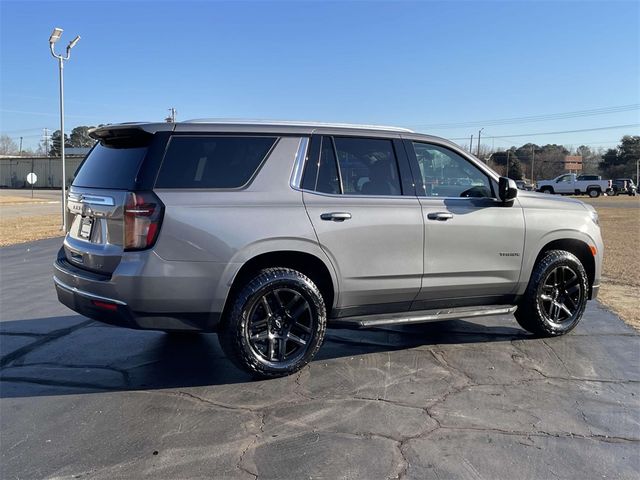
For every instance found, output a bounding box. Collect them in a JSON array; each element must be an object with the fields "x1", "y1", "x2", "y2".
[{"x1": 536, "y1": 173, "x2": 612, "y2": 198}]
